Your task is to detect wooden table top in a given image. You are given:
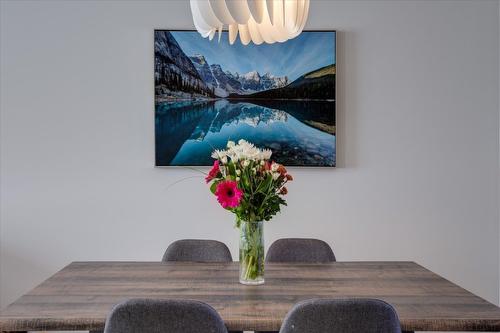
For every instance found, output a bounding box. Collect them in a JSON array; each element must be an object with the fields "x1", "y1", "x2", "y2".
[{"x1": 1, "y1": 261, "x2": 500, "y2": 332}]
